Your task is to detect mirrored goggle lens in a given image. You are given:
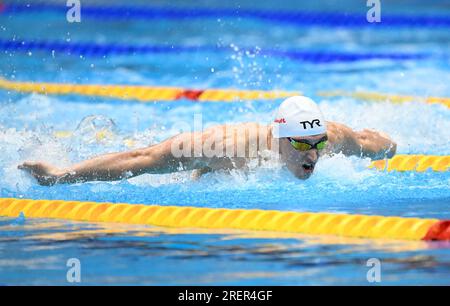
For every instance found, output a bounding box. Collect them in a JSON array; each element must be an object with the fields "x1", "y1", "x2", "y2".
[
  {"x1": 316, "y1": 140, "x2": 327, "y2": 150},
  {"x1": 290, "y1": 140, "x2": 312, "y2": 151},
  {"x1": 290, "y1": 139, "x2": 327, "y2": 151}
]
